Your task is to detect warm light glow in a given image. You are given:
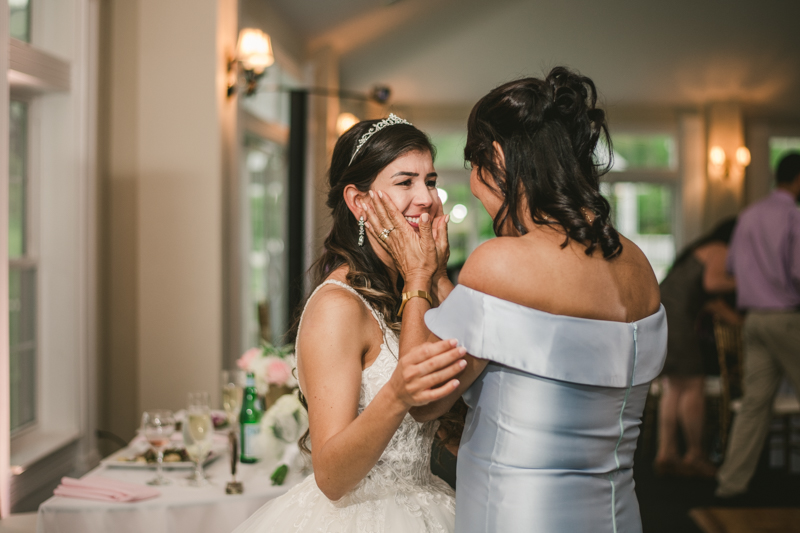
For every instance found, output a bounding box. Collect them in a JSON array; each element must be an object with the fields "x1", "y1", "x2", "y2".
[
  {"x1": 735, "y1": 146, "x2": 751, "y2": 167},
  {"x1": 709, "y1": 146, "x2": 727, "y2": 166},
  {"x1": 450, "y1": 204, "x2": 468, "y2": 223},
  {"x1": 237, "y1": 29, "x2": 274, "y2": 74},
  {"x1": 336, "y1": 113, "x2": 360, "y2": 135},
  {"x1": 437, "y1": 188, "x2": 448, "y2": 204}
]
